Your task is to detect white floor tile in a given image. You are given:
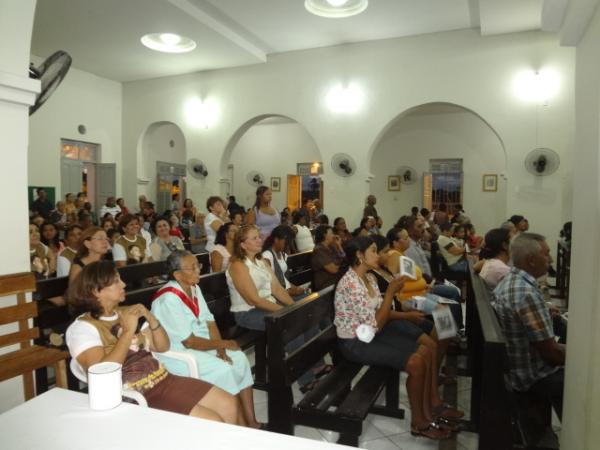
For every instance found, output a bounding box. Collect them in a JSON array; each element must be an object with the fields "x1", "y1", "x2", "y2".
[
  {"x1": 254, "y1": 401, "x2": 268, "y2": 423},
  {"x1": 319, "y1": 429, "x2": 340, "y2": 443},
  {"x1": 367, "y1": 412, "x2": 411, "y2": 437},
  {"x1": 456, "y1": 431, "x2": 479, "y2": 450},
  {"x1": 294, "y1": 425, "x2": 327, "y2": 442},
  {"x1": 360, "y1": 436, "x2": 400, "y2": 450},
  {"x1": 387, "y1": 431, "x2": 440, "y2": 450},
  {"x1": 252, "y1": 388, "x2": 267, "y2": 404},
  {"x1": 360, "y1": 418, "x2": 386, "y2": 441}
]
